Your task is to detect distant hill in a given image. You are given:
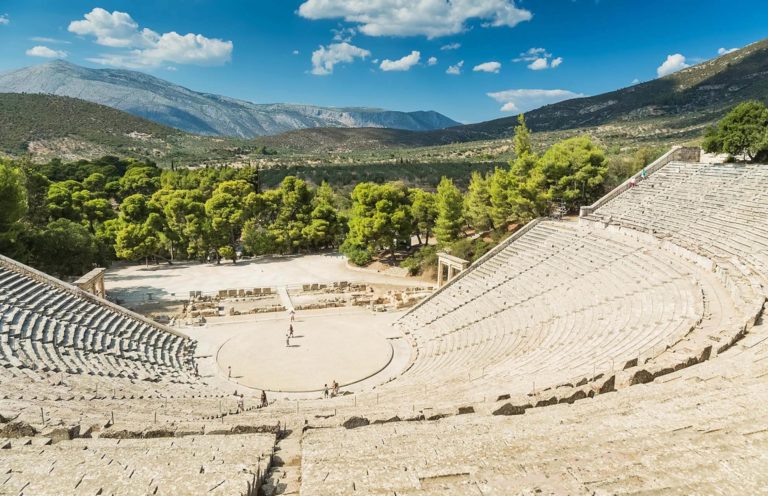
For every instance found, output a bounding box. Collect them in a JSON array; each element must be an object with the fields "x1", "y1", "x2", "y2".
[
  {"x1": 0, "y1": 93, "x2": 248, "y2": 164},
  {"x1": 259, "y1": 37, "x2": 768, "y2": 151},
  {"x1": 0, "y1": 61, "x2": 460, "y2": 138}
]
